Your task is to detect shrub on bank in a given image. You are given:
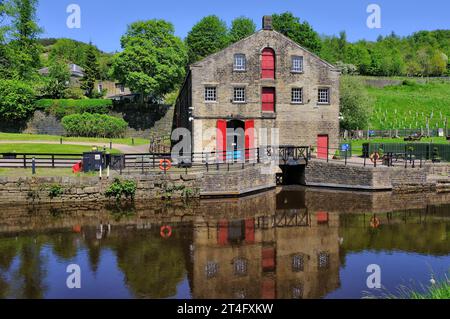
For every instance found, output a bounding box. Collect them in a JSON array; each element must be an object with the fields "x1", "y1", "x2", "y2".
[
  {"x1": 62, "y1": 113, "x2": 128, "y2": 138},
  {"x1": 36, "y1": 99, "x2": 112, "y2": 118},
  {"x1": 0, "y1": 79, "x2": 36, "y2": 121}
]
